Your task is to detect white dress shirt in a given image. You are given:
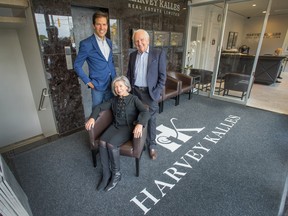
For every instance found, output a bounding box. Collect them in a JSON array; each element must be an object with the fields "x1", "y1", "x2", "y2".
[
  {"x1": 134, "y1": 47, "x2": 149, "y2": 87},
  {"x1": 95, "y1": 33, "x2": 110, "y2": 61}
]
